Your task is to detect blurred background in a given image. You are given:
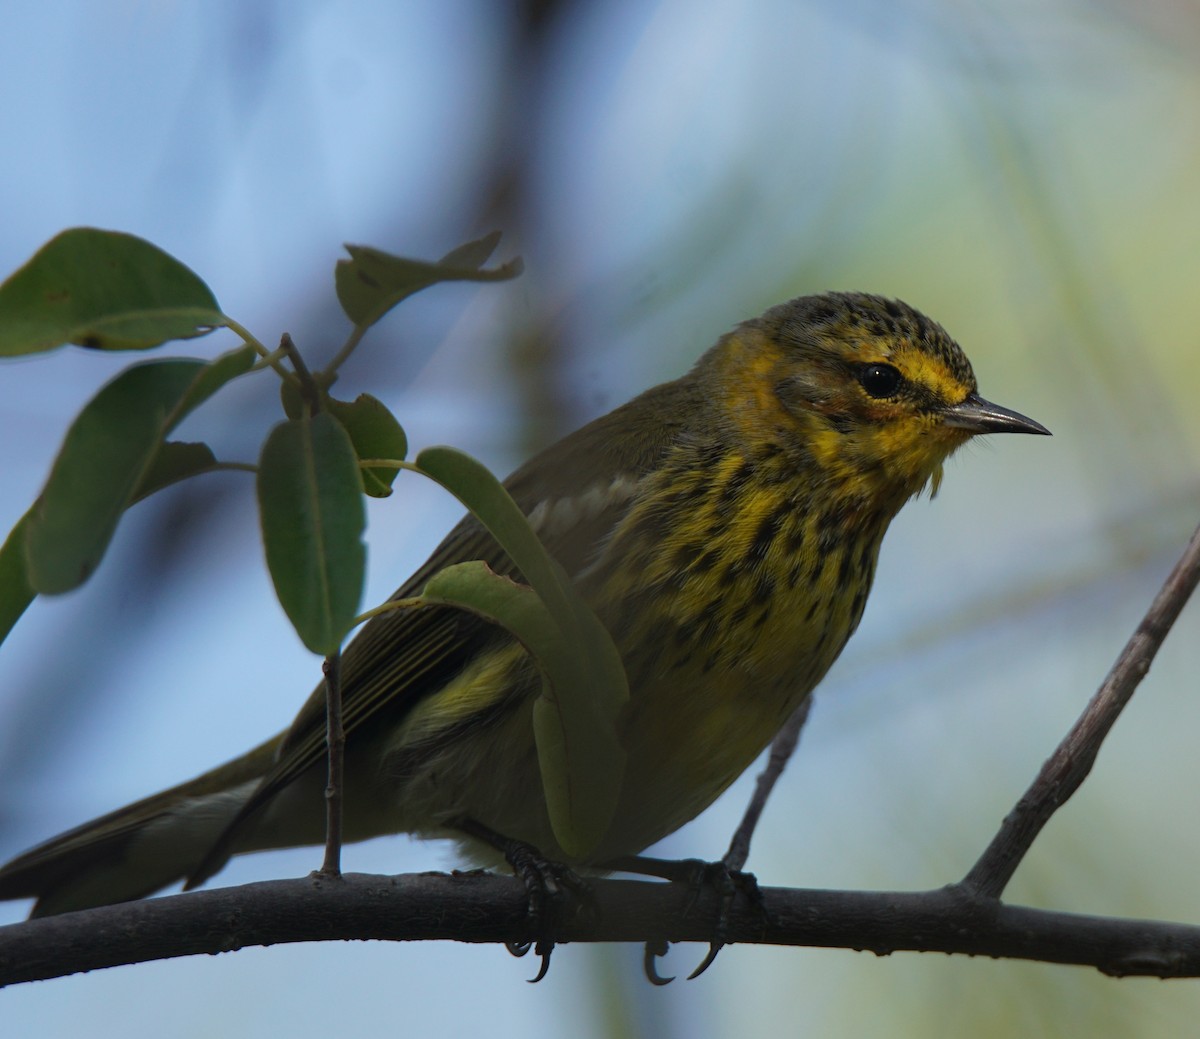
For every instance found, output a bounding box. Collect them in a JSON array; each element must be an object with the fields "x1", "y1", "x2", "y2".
[{"x1": 2, "y1": 1, "x2": 1199, "y2": 1036}]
